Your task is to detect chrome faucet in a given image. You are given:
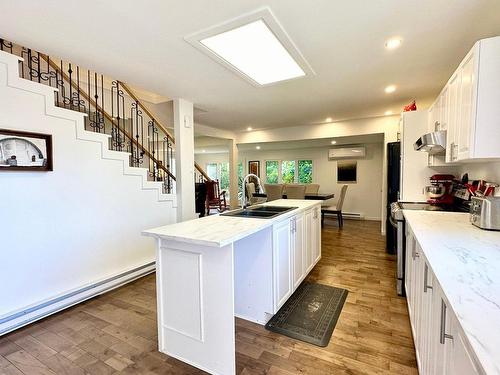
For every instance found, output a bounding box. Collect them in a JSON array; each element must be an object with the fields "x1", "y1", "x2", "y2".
[{"x1": 242, "y1": 173, "x2": 265, "y2": 208}]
